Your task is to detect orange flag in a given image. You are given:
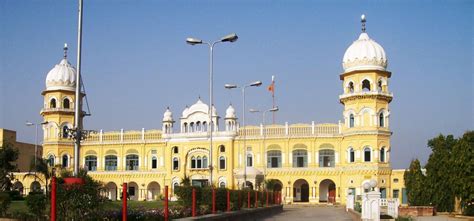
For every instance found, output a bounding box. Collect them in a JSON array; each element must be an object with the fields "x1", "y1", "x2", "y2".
[{"x1": 267, "y1": 75, "x2": 275, "y2": 95}]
